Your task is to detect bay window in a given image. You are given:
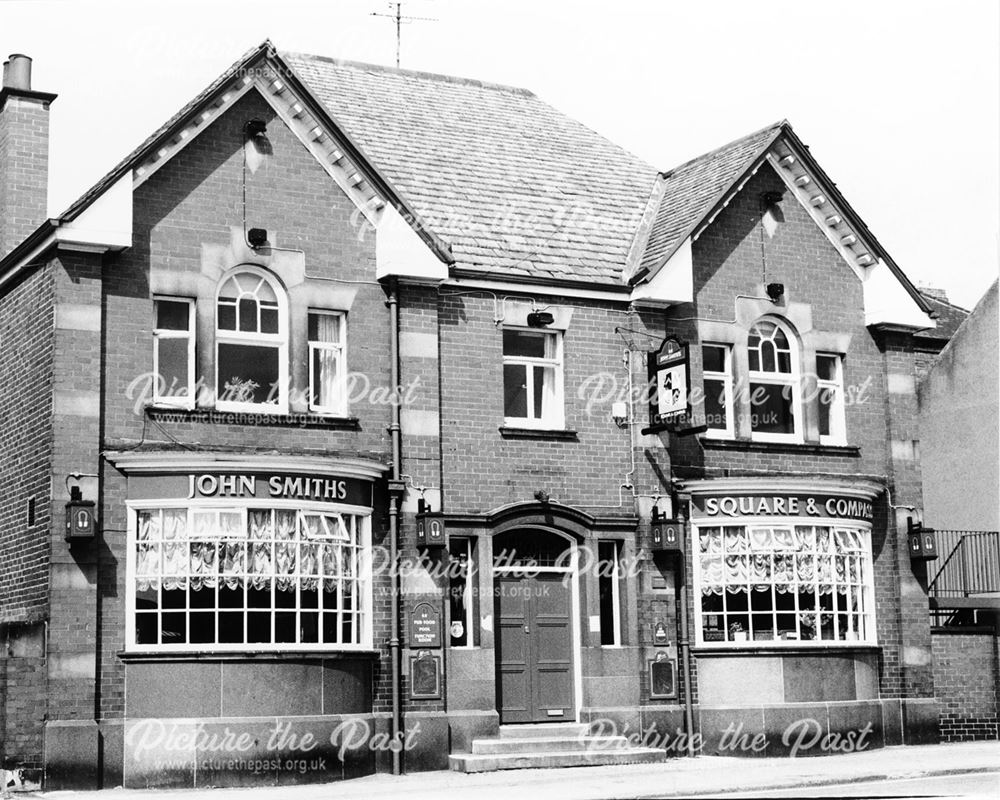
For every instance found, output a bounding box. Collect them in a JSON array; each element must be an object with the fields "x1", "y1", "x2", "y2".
[
  {"x1": 216, "y1": 268, "x2": 287, "y2": 412},
  {"x1": 502, "y1": 328, "x2": 563, "y2": 428},
  {"x1": 130, "y1": 504, "x2": 371, "y2": 651},
  {"x1": 747, "y1": 319, "x2": 800, "y2": 441},
  {"x1": 695, "y1": 523, "x2": 874, "y2": 646},
  {"x1": 153, "y1": 297, "x2": 195, "y2": 407}
]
